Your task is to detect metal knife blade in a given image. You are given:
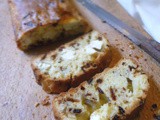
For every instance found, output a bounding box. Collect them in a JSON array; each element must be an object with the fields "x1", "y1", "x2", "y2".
[{"x1": 77, "y1": 0, "x2": 160, "y2": 63}]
